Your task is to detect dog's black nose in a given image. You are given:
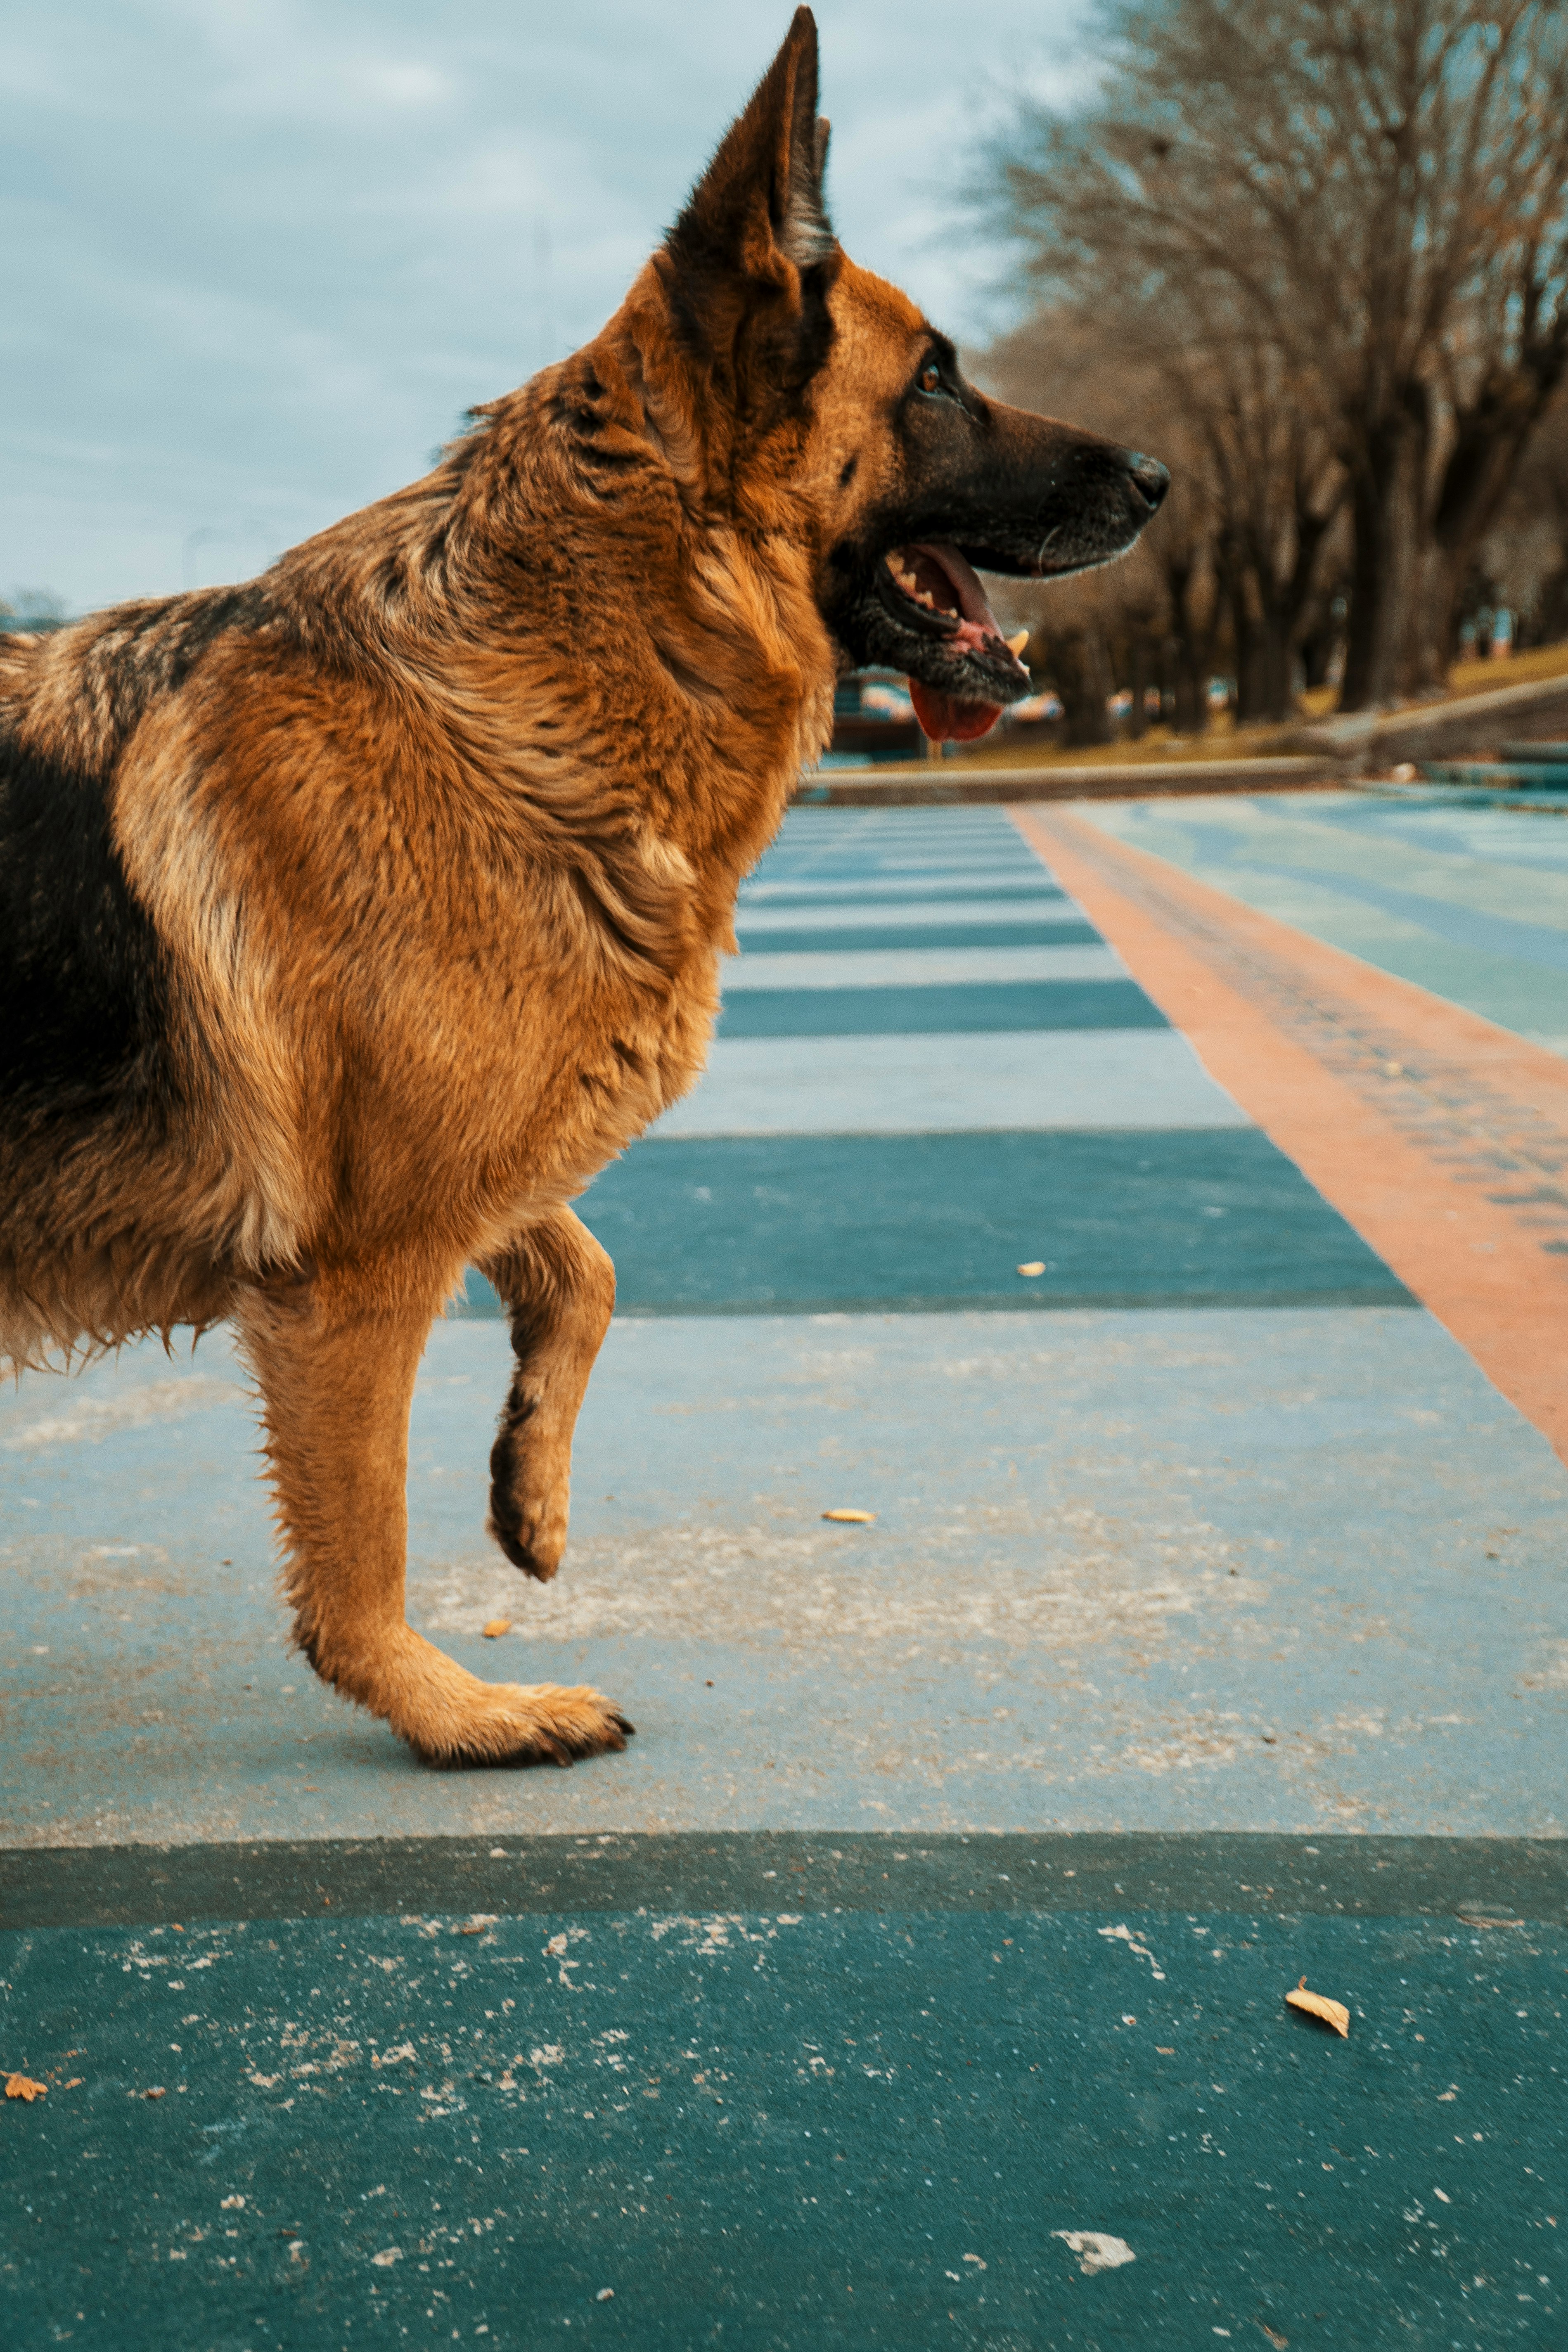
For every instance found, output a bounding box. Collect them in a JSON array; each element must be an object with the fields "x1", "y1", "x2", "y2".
[{"x1": 1125, "y1": 452, "x2": 1170, "y2": 513}]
